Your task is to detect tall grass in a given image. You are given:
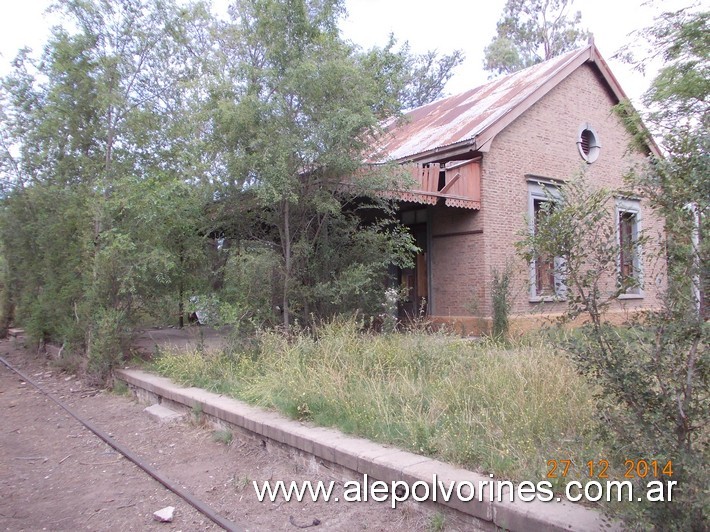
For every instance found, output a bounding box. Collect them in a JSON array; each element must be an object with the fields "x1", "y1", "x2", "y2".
[{"x1": 153, "y1": 319, "x2": 605, "y2": 482}]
